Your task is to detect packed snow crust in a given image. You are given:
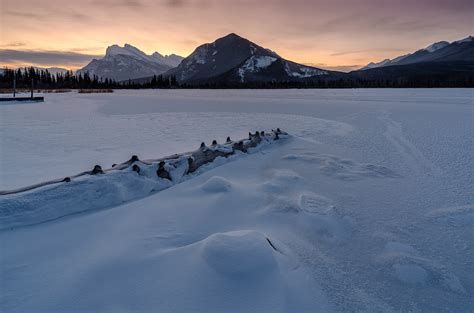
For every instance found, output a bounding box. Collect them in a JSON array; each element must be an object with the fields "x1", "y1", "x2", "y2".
[{"x1": 0, "y1": 89, "x2": 472, "y2": 312}]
